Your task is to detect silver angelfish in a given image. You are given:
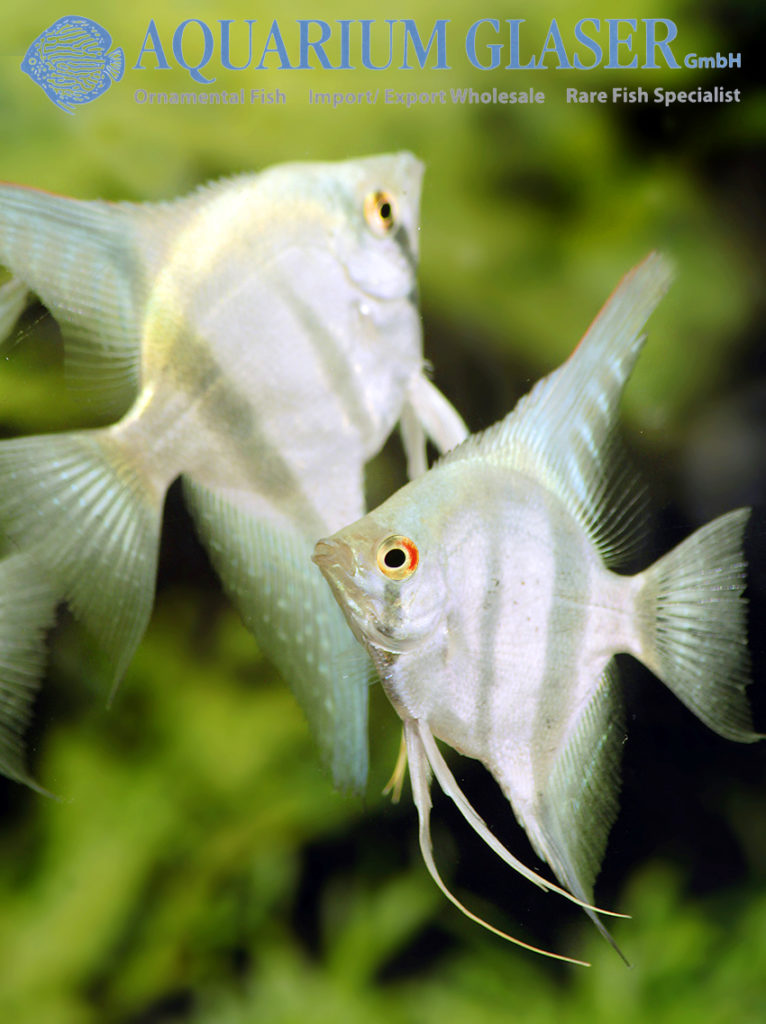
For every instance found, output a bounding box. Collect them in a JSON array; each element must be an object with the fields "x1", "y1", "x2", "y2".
[
  {"x1": 314, "y1": 253, "x2": 760, "y2": 964},
  {"x1": 0, "y1": 154, "x2": 467, "y2": 792}
]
